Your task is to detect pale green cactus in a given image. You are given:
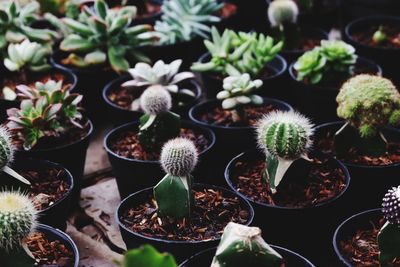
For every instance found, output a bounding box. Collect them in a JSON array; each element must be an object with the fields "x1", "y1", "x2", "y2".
[
  {"x1": 256, "y1": 111, "x2": 314, "y2": 193},
  {"x1": 268, "y1": 0, "x2": 299, "y2": 28},
  {"x1": 119, "y1": 244, "x2": 178, "y2": 267},
  {"x1": 154, "y1": 138, "x2": 198, "y2": 219},
  {"x1": 211, "y1": 222, "x2": 283, "y2": 267}
]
